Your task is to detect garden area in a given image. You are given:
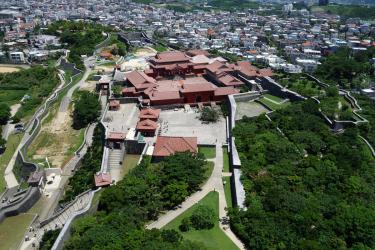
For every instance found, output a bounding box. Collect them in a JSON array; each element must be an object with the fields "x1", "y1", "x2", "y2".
[
  {"x1": 273, "y1": 73, "x2": 322, "y2": 97},
  {"x1": 63, "y1": 152, "x2": 215, "y2": 249},
  {"x1": 163, "y1": 191, "x2": 238, "y2": 250}
]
